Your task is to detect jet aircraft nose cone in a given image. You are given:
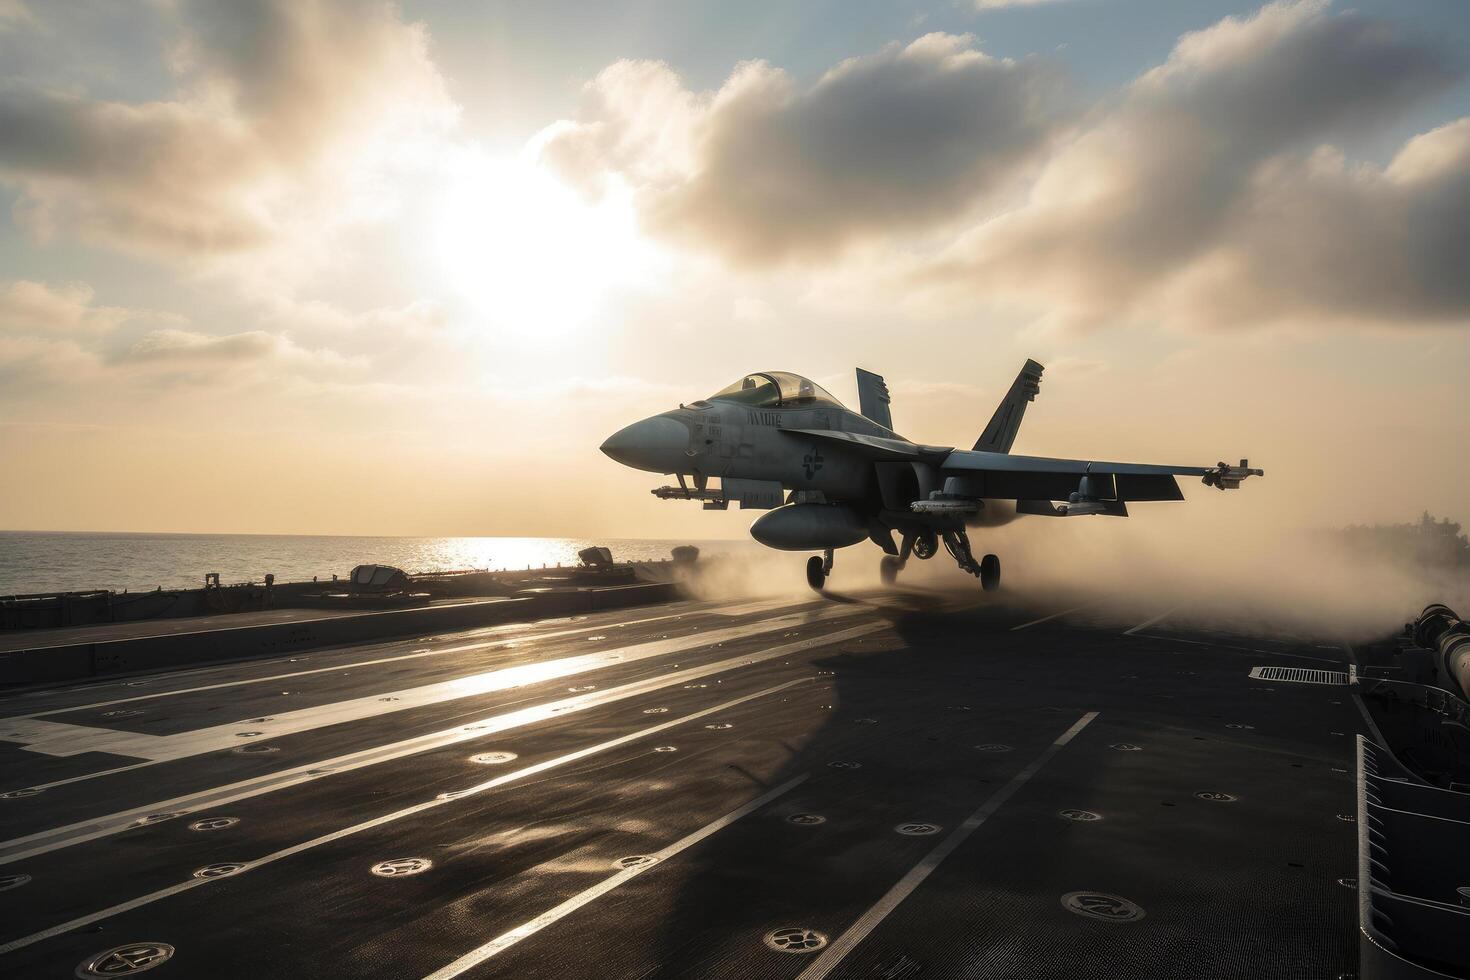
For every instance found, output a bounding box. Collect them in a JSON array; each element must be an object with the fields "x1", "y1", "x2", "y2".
[{"x1": 600, "y1": 416, "x2": 690, "y2": 473}]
